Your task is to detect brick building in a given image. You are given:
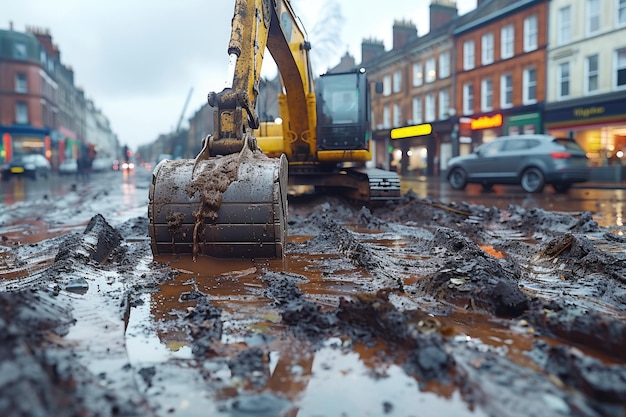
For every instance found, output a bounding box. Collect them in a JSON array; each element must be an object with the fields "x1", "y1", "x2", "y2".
[
  {"x1": 366, "y1": 0, "x2": 458, "y2": 177},
  {"x1": 0, "y1": 25, "x2": 118, "y2": 169},
  {"x1": 453, "y1": 0, "x2": 549, "y2": 164}
]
